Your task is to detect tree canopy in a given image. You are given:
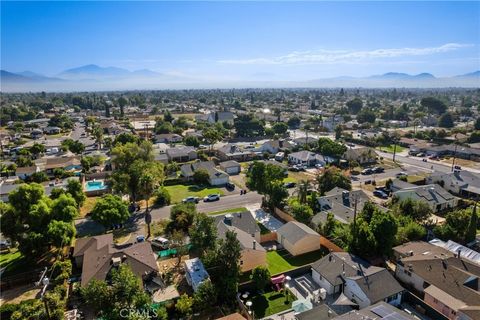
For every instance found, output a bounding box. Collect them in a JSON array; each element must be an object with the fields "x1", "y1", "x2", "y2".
[{"x1": 90, "y1": 194, "x2": 130, "y2": 228}]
